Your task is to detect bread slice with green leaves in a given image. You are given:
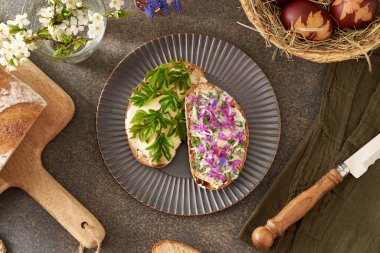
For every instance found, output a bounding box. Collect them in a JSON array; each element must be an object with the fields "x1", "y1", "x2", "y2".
[
  {"x1": 185, "y1": 83, "x2": 249, "y2": 190},
  {"x1": 152, "y1": 241, "x2": 200, "y2": 253},
  {"x1": 125, "y1": 61, "x2": 207, "y2": 168}
]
